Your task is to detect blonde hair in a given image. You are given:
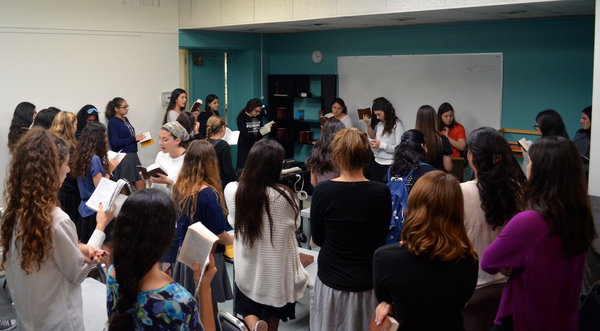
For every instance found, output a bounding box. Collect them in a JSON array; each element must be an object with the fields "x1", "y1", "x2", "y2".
[
  {"x1": 173, "y1": 140, "x2": 226, "y2": 218},
  {"x1": 330, "y1": 128, "x2": 370, "y2": 171},
  {"x1": 50, "y1": 111, "x2": 77, "y2": 147},
  {"x1": 206, "y1": 115, "x2": 226, "y2": 139},
  {"x1": 401, "y1": 171, "x2": 477, "y2": 261}
]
